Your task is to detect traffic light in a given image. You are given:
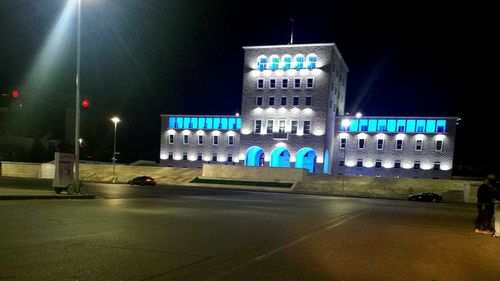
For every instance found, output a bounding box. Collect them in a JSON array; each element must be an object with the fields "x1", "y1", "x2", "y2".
[
  {"x1": 80, "y1": 99, "x2": 90, "y2": 109},
  {"x1": 11, "y1": 89, "x2": 19, "y2": 98}
]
